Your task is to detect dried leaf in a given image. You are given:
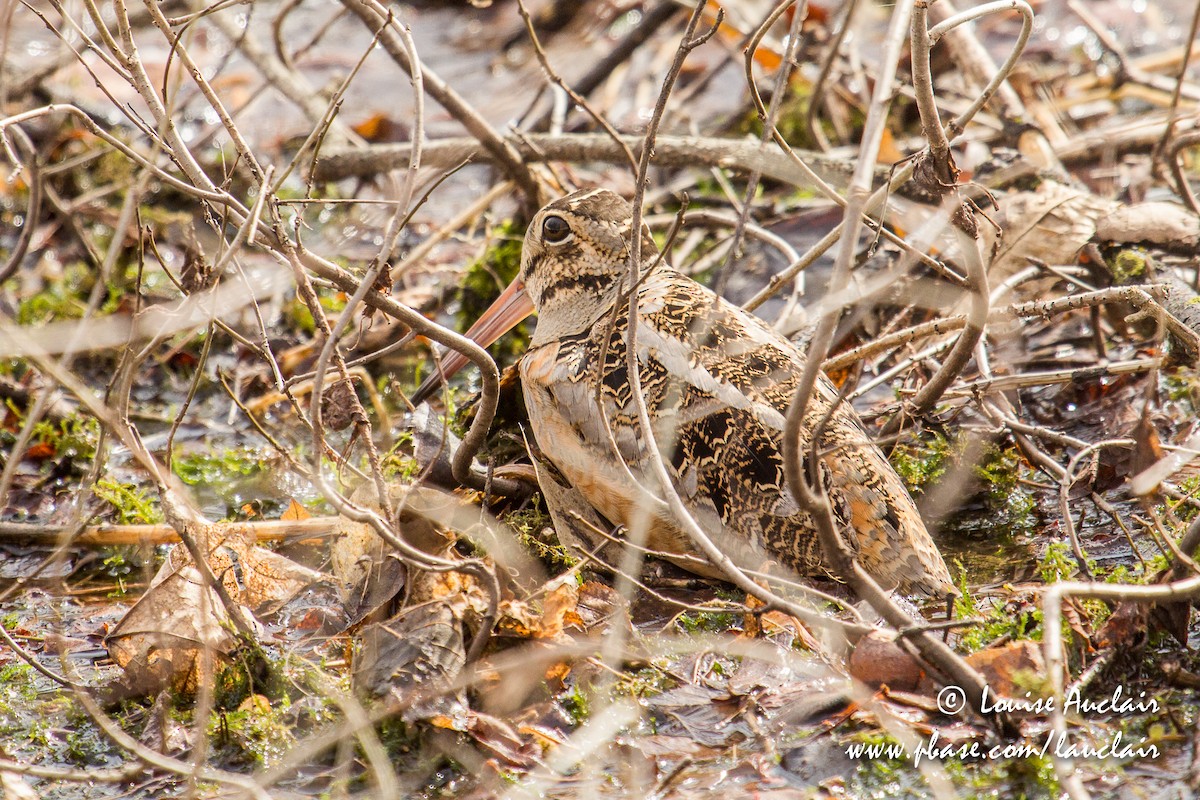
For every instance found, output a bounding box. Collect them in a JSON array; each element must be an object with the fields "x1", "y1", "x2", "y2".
[
  {"x1": 23, "y1": 442, "x2": 55, "y2": 461},
  {"x1": 1131, "y1": 409, "x2": 1166, "y2": 480},
  {"x1": 574, "y1": 581, "x2": 630, "y2": 637},
  {"x1": 647, "y1": 684, "x2": 753, "y2": 748},
  {"x1": 139, "y1": 690, "x2": 195, "y2": 756},
  {"x1": 105, "y1": 565, "x2": 245, "y2": 694},
  {"x1": 1096, "y1": 601, "x2": 1149, "y2": 650},
  {"x1": 984, "y1": 181, "x2": 1115, "y2": 281},
  {"x1": 159, "y1": 527, "x2": 327, "y2": 612},
  {"x1": 539, "y1": 580, "x2": 581, "y2": 639},
  {"x1": 350, "y1": 113, "x2": 409, "y2": 143},
  {"x1": 281, "y1": 499, "x2": 311, "y2": 521},
  {"x1": 1061, "y1": 597, "x2": 1095, "y2": 652},
  {"x1": 355, "y1": 598, "x2": 467, "y2": 724},
  {"x1": 497, "y1": 576, "x2": 582, "y2": 641},
  {"x1": 543, "y1": 661, "x2": 572, "y2": 684},
  {"x1": 849, "y1": 632, "x2": 925, "y2": 691},
  {"x1": 963, "y1": 641, "x2": 1049, "y2": 701},
  {"x1": 464, "y1": 710, "x2": 538, "y2": 768}
]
